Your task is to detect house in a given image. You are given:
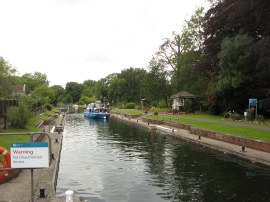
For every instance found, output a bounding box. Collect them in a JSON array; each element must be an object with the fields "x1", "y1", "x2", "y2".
[
  {"x1": 11, "y1": 84, "x2": 26, "y2": 96},
  {"x1": 170, "y1": 91, "x2": 196, "y2": 111}
]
